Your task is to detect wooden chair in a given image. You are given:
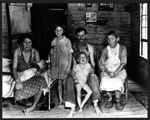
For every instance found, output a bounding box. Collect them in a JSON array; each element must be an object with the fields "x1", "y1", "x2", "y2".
[{"x1": 96, "y1": 49, "x2": 128, "y2": 105}]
